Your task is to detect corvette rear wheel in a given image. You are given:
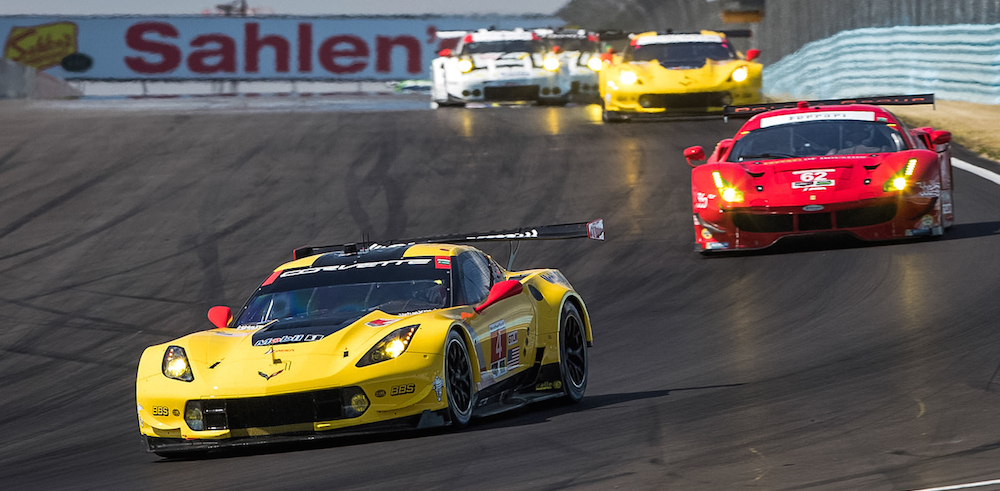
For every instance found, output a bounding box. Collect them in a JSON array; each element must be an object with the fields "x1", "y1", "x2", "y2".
[
  {"x1": 559, "y1": 303, "x2": 588, "y2": 402},
  {"x1": 445, "y1": 330, "x2": 475, "y2": 426}
]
